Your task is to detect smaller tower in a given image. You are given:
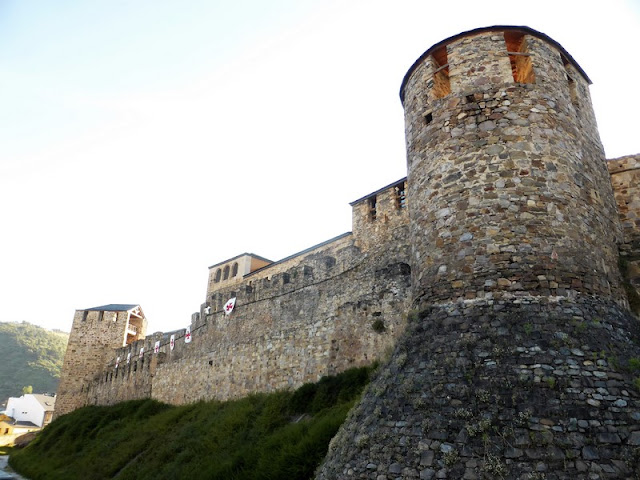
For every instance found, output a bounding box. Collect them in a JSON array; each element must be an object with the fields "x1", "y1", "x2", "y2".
[{"x1": 54, "y1": 304, "x2": 146, "y2": 418}]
